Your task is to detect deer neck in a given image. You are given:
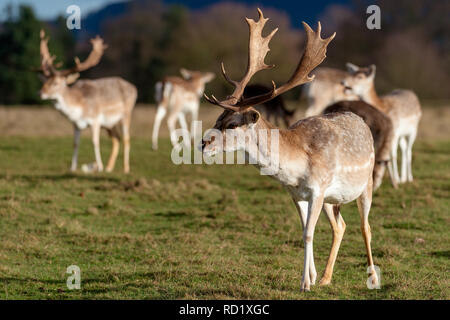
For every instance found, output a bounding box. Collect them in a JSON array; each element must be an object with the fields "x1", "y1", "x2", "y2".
[
  {"x1": 362, "y1": 84, "x2": 387, "y2": 112},
  {"x1": 245, "y1": 118, "x2": 308, "y2": 185},
  {"x1": 52, "y1": 86, "x2": 86, "y2": 128}
]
